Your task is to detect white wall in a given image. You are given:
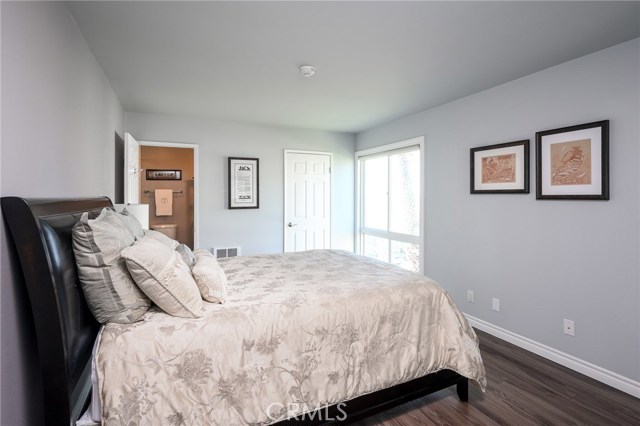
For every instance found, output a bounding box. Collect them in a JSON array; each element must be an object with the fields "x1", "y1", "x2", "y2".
[
  {"x1": 357, "y1": 39, "x2": 640, "y2": 384},
  {"x1": 1, "y1": 5, "x2": 636, "y2": 424},
  {"x1": 125, "y1": 112, "x2": 355, "y2": 255},
  {"x1": 0, "y1": 2, "x2": 124, "y2": 425}
]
